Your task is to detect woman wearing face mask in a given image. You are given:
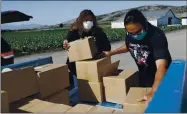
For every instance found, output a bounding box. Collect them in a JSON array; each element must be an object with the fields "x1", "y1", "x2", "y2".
[
  {"x1": 63, "y1": 9, "x2": 111, "y2": 89},
  {"x1": 103, "y1": 9, "x2": 172, "y2": 104}
]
